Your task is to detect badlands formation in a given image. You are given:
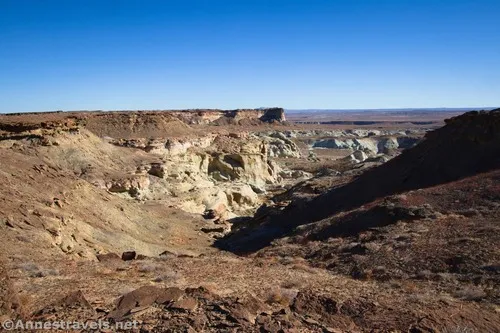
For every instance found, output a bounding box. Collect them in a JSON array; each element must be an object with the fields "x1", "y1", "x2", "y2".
[{"x1": 0, "y1": 108, "x2": 499, "y2": 332}]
